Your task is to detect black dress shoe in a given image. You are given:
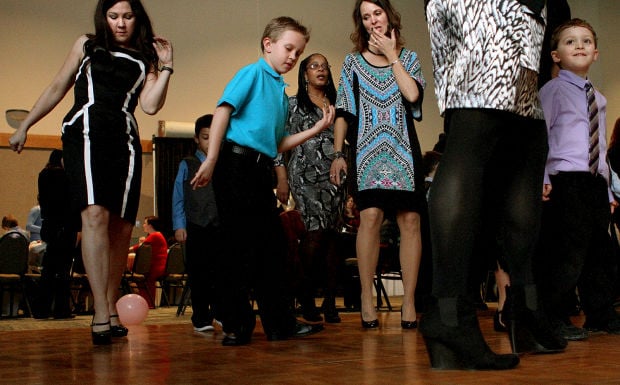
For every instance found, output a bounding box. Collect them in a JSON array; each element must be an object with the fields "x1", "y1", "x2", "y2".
[
  {"x1": 324, "y1": 311, "x2": 341, "y2": 323},
  {"x1": 222, "y1": 333, "x2": 251, "y2": 346},
  {"x1": 361, "y1": 318, "x2": 379, "y2": 329},
  {"x1": 583, "y1": 308, "x2": 620, "y2": 335},
  {"x1": 302, "y1": 312, "x2": 324, "y2": 323},
  {"x1": 401, "y1": 320, "x2": 418, "y2": 329},
  {"x1": 267, "y1": 322, "x2": 324, "y2": 341},
  {"x1": 321, "y1": 299, "x2": 340, "y2": 323},
  {"x1": 266, "y1": 331, "x2": 287, "y2": 341}
]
